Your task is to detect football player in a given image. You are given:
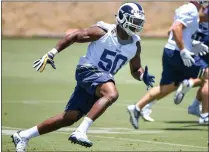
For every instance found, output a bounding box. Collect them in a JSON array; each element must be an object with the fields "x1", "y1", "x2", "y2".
[
  {"x1": 141, "y1": 3, "x2": 209, "y2": 123},
  {"x1": 174, "y1": 3, "x2": 209, "y2": 124},
  {"x1": 11, "y1": 2, "x2": 155, "y2": 152},
  {"x1": 127, "y1": 1, "x2": 209, "y2": 129}
]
